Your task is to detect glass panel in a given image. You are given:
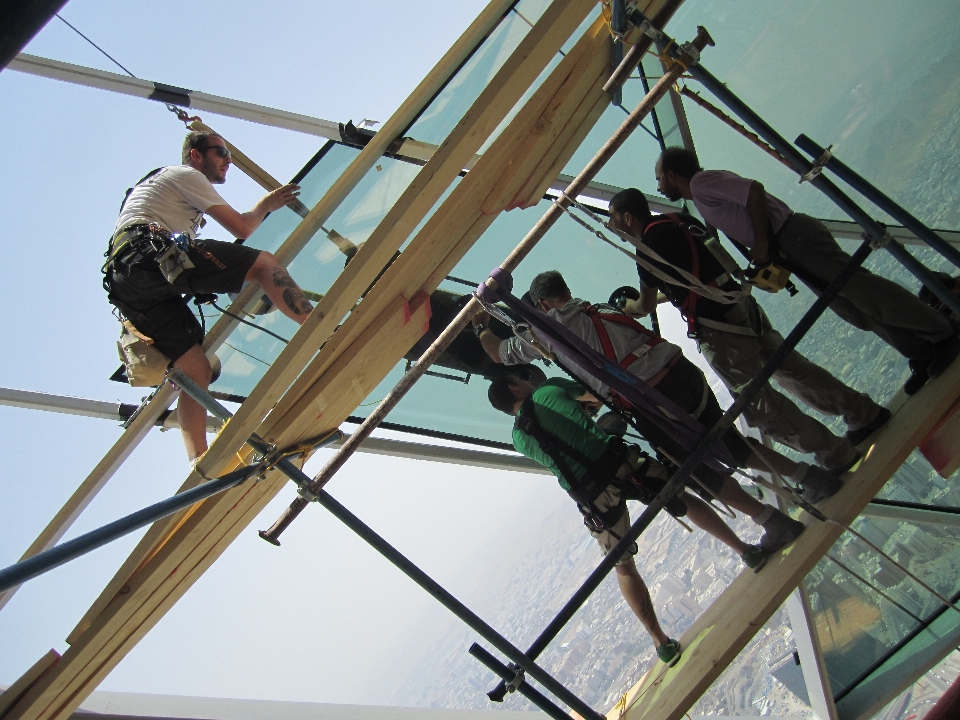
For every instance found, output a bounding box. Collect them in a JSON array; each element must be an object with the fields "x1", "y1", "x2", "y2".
[
  {"x1": 210, "y1": 150, "x2": 422, "y2": 397},
  {"x1": 558, "y1": 53, "x2": 682, "y2": 196},
  {"x1": 852, "y1": 649, "x2": 960, "y2": 720},
  {"x1": 404, "y1": 6, "x2": 542, "y2": 146},
  {"x1": 663, "y1": 0, "x2": 960, "y2": 229},
  {"x1": 803, "y1": 514, "x2": 960, "y2": 699}
]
